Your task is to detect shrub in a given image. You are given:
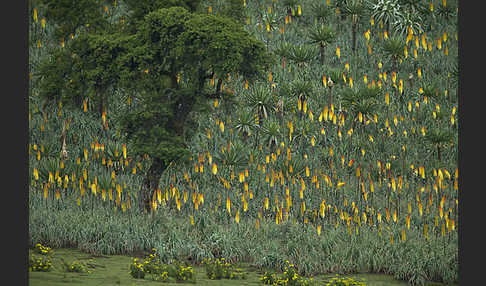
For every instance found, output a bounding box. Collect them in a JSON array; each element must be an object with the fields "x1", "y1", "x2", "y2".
[
  {"x1": 61, "y1": 259, "x2": 91, "y2": 273},
  {"x1": 33, "y1": 243, "x2": 53, "y2": 256},
  {"x1": 166, "y1": 260, "x2": 195, "y2": 283},
  {"x1": 203, "y1": 257, "x2": 247, "y2": 280},
  {"x1": 29, "y1": 254, "x2": 53, "y2": 272},
  {"x1": 260, "y1": 261, "x2": 315, "y2": 286},
  {"x1": 129, "y1": 258, "x2": 145, "y2": 279}
]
